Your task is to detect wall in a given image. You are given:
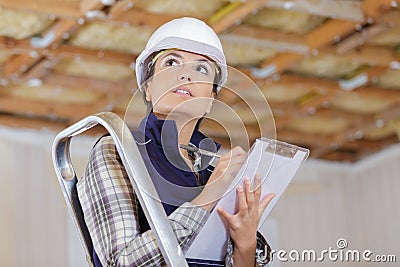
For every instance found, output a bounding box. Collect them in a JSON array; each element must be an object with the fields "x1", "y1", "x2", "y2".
[
  {"x1": 0, "y1": 127, "x2": 91, "y2": 267},
  {"x1": 0, "y1": 126, "x2": 398, "y2": 267},
  {"x1": 261, "y1": 145, "x2": 400, "y2": 267}
]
